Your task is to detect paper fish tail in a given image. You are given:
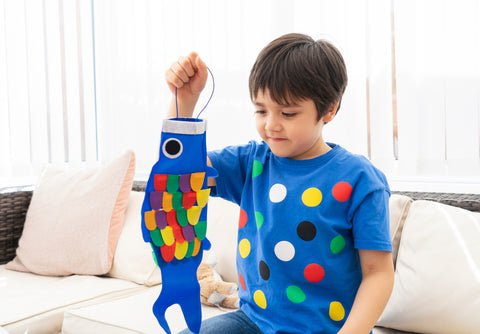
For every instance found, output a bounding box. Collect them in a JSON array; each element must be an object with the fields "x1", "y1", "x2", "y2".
[
  {"x1": 153, "y1": 259, "x2": 203, "y2": 334},
  {"x1": 152, "y1": 284, "x2": 202, "y2": 334},
  {"x1": 151, "y1": 299, "x2": 172, "y2": 334}
]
